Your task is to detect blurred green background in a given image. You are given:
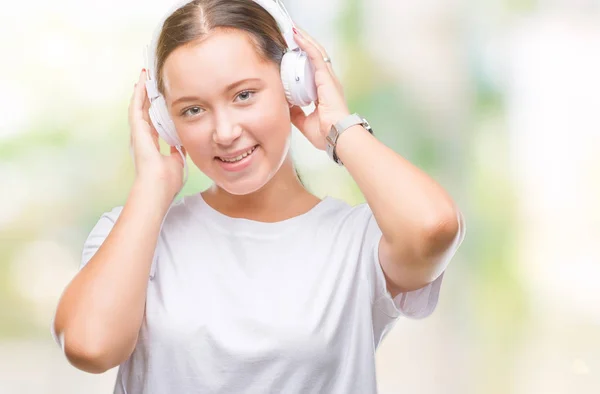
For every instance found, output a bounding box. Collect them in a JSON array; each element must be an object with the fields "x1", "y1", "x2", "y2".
[{"x1": 1, "y1": 0, "x2": 599, "y2": 393}]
